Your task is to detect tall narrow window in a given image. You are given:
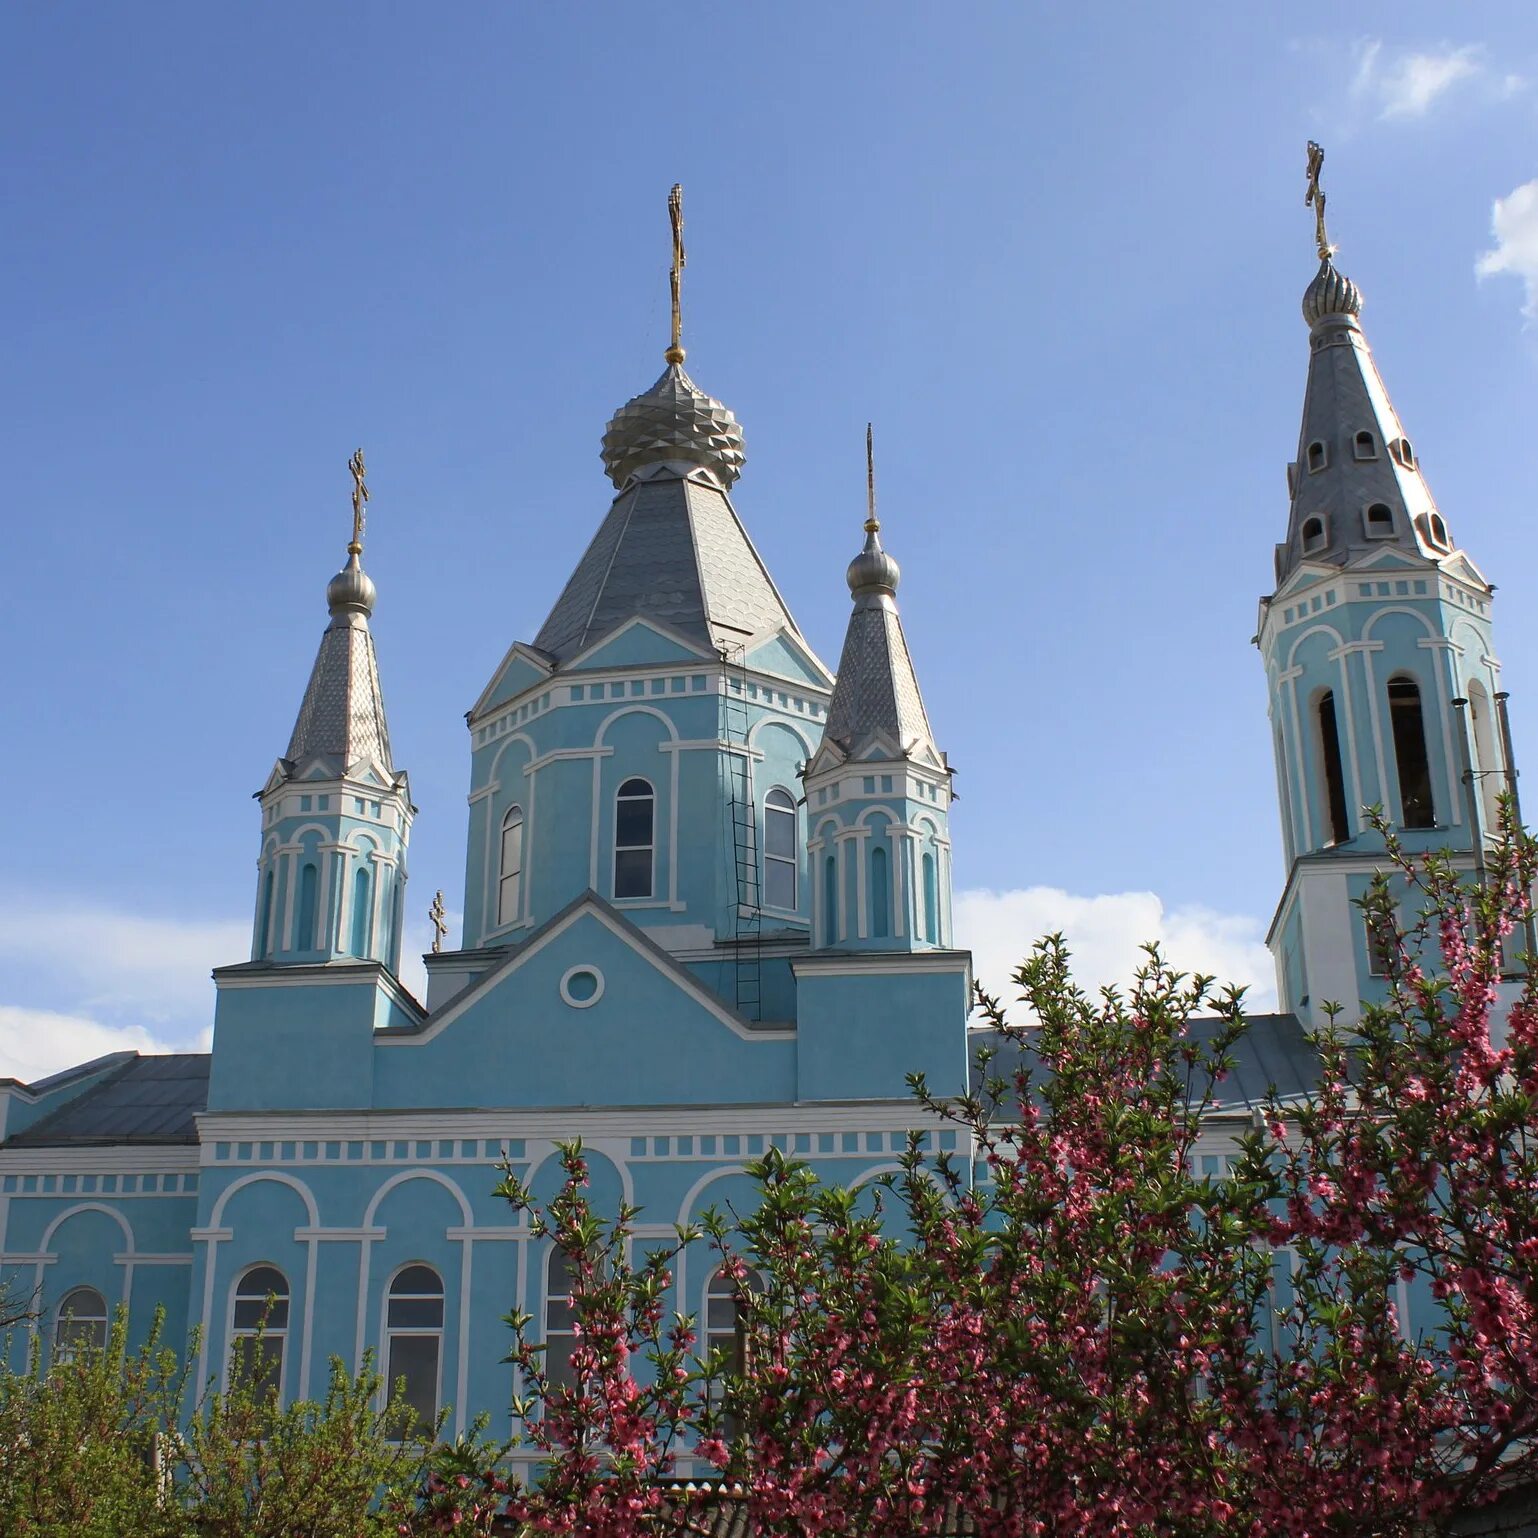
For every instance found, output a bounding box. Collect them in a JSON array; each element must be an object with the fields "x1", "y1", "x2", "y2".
[
  {"x1": 258, "y1": 869, "x2": 275, "y2": 956},
  {"x1": 1301, "y1": 516, "x2": 1325, "y2": 553},
  {"x1": 498, "y1": 807, "x2": 525, "y2": 926},
  {"x1": 613, "y1": 779, "x2": 654, "y2": 899},
  {"x1": 544, "y1": 1250, "x2": 578, "y2": 1394},
  {"x1": 54, "y1": 1285, "x2": 108, "y2": 1359},
  {"x1": 870, "y1": 844, "x2": 890, "y2": 938},
  {"x1": 1429, "y1": 513, "x2": 1449, "y2": 547},
  {"x1": 1316, "y1": 691, "x2": 1350, "y2": 845},
  {"x1": 297, "y1": 862, "x2": 318, "y2": 951},
  {"x1": 351, "y1": 865, "x2": 372, "y2": 956},
  {"x1": 386, "y1": 1265, "x2": 443, "y2": 1434},
  {"x1": 823, "y1": 854, "x2": 838, "y2": 945},
  {"x1": 231, "y1": 1265, "x2": 288, "y2": 1397},
  {"x1": 922, "y1": 852, "x2": 939, "y2": 944},
  {"x1": 705, "y1": 1265, "x2": 763, "y2": 1435},
  {"x1": 763, "y1": 789, "x2": 797, "y2": 910},
  {"x1": 1388, "y1": 678, "x2": 1435, "y2": 829},
  {"x1": 1468, "y1": 682, "x2": 1501, "y2": 834}
]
